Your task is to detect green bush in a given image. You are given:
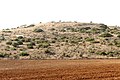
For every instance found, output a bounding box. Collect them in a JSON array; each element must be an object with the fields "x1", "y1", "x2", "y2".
[
  {"x1": 6, "y1": 41, "x2": 12, "y2": 45},
  {"x1": 12, "y1": 41, "x2": 19, "y2": 47},
  {"x1": 99, "y1": 24, "x2": 108, "y2": 29},
  {"x1": 45, "y1": 49, "x2": 55, "y2": 55},
  {"x1": 27, "y1": 44, "x2": 34, "y2": 49},
  {"x1": 19, "y1": 51, "x2": 29, "y2": 56},
  {"x1": 107, "y1": 52, "x2": 114, "y2": 57},
  {"x1": 117, "y1": 34, "x2": 120, "y2": 38},
  {"x1": 34, "y1": 28, "x2": 44, "y2": 32},
  {"x1": 25, "y1": 38, "x2": 31, "y2": 42},
  {"x1": 17, "y1": 36, "x2": 24, "y2": 39},
  {"x1": 27, "y1": 42, "x2": 35, "y2": 49},
  {"x1": 10, "y1": 47, "x2": 16, "y2": 50},
  {"x1": 30, "y1": 42, "x2": 35, "y2": 46},
  {"x1": 14, "y1": 38, "x2": 19, "y2": 41},
  {"x1": 50, "y1": 28, "x2": 55, "y2": 31},
  {"x1": 0, "y1": 53, "x2": 9, "y2": 58},
  {"x1": 17, "y1": 40, "x2": 23, "y2": 45},
  {"x1": 85, "y1": 37, "x2": 94, "y2": 41},
  {"x1": 27, "y1": 24, "x2": 35, "y2": 27},
  {"x1": 0, "y1": 53, "x2": 5, "y2": 58},
  {"x1": 2, "y1": 30, "x2": 12, "y2": 33},
  {"x1": 96, "y1": 52, "x2": 107, "y2": 55},
  {"x1": 99, "y1": 33, "x2": 113, "y2": 37},
  {"x1": 51, "y1": 40, "x2": 56, "y2": 43},
  {"x1": 37, "y1": 42, "x2": 50, "y2": 48},
  {"x1": 91, "y1": 41, "x2": 100, "y2": 43},
  {"x1": 12, "y1": 40, "x2": 23, "y2": 47}
]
